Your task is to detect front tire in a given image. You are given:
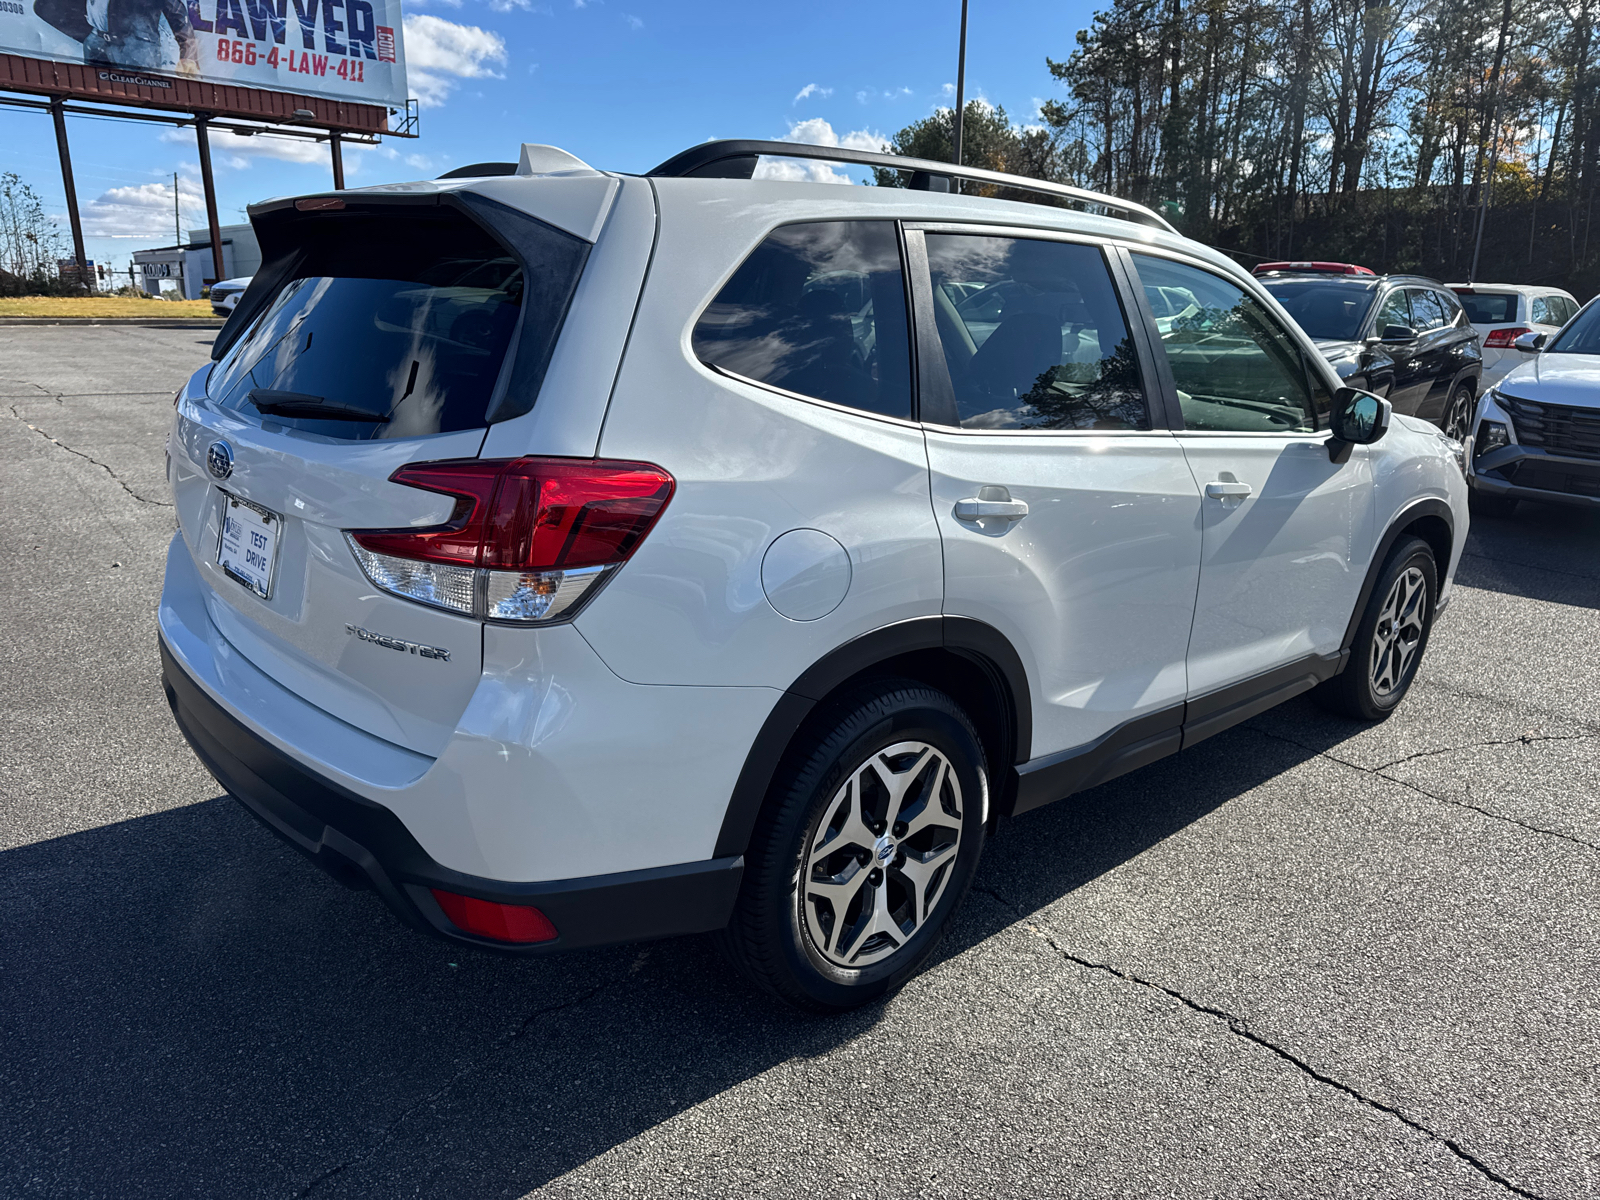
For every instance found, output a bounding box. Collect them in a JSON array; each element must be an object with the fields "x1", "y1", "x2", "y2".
[
  {"x1": 721, "y1": 680, "x2": 988, "y2": 1012},
  {"x1": 1315, "y1": 536, "x2": 1437, "y2": 721}
]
